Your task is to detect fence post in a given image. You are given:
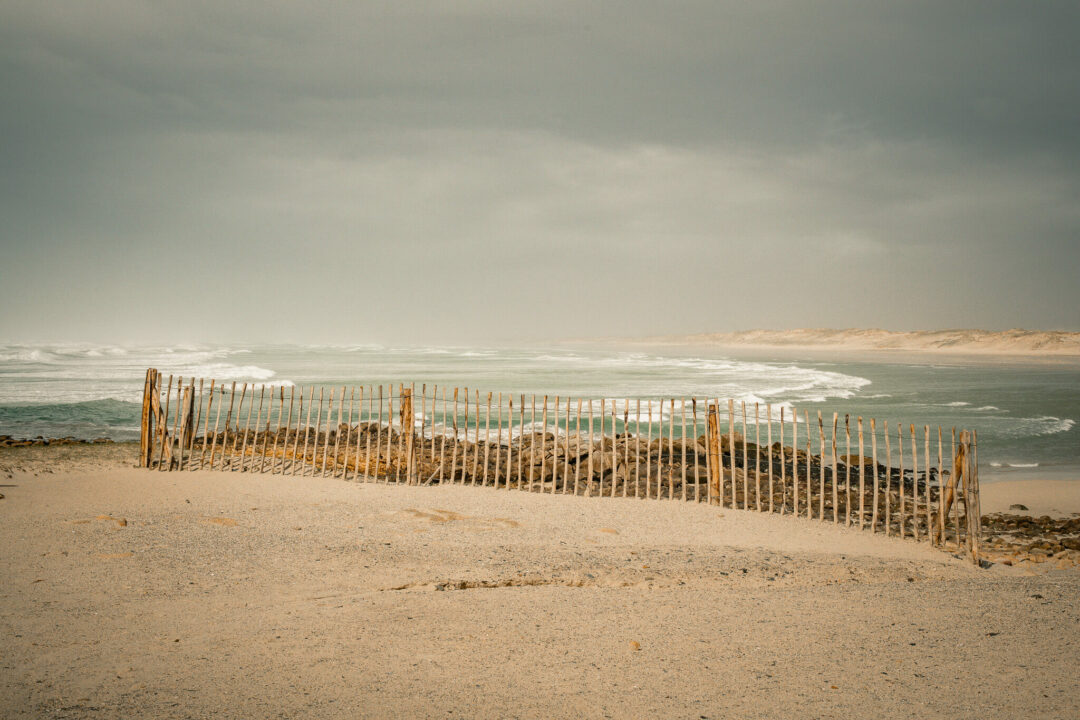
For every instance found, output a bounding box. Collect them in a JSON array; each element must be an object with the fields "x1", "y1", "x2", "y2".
[
  {"x1": 707, "y1": 403, "x2": 721, "y2": 504},
  {"x1": 971, "y1": 430, "x2": 981, "y2": 565},
  {"x1": 139, "y1": 368, "x2": 156, "y2": 468},
  {"x1": 400, "y1": 388, "x2": 415, "y2": 483}
]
